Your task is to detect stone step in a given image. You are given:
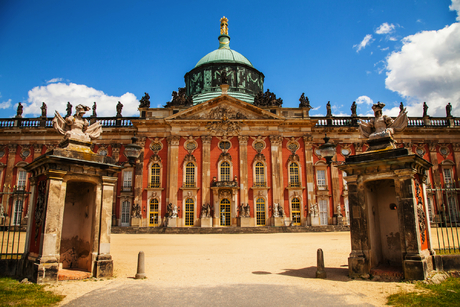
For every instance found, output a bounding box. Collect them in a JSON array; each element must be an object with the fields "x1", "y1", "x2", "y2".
[
  {"x1": 58, "y1": 269, "x2": 91, "y2": 281},
  {"x1": 112, "y1": 225, "x2": 350, "y2": 234}
]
